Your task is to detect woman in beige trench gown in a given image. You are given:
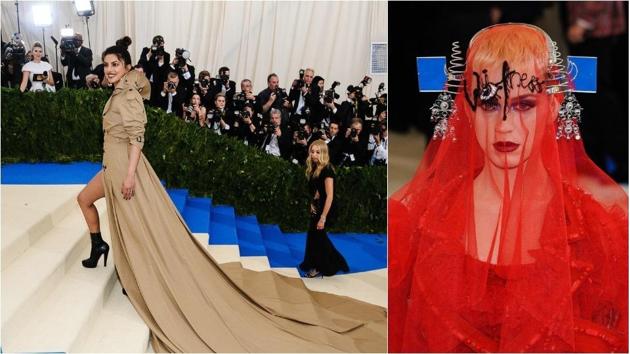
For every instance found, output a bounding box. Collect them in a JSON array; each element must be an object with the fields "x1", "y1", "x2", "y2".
[{"x1": 75, "y1": 38, "x2": 386, "y2": 353}]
